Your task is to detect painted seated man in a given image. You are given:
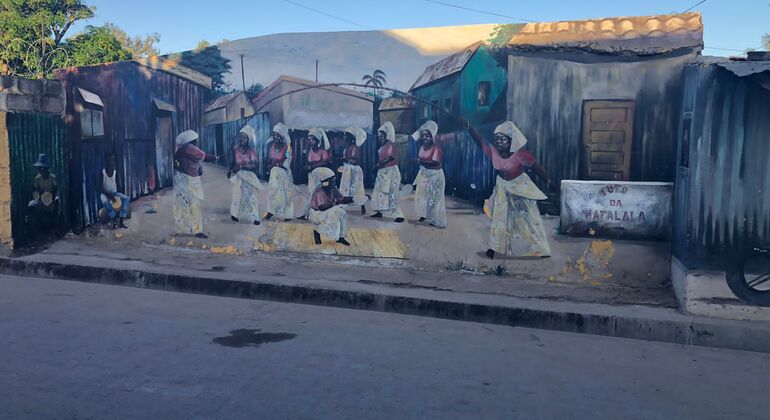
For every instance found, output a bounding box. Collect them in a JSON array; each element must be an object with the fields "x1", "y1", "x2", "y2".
[
  {"x1": 309, "y1": 167, "x2": 354, "y2": 246},
  {"x1": 99, "y1": 152, "x2": 129, "y2": 229},
  {"x1": 27, "y1": 153, "x2": 61, "y2": 233}
]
